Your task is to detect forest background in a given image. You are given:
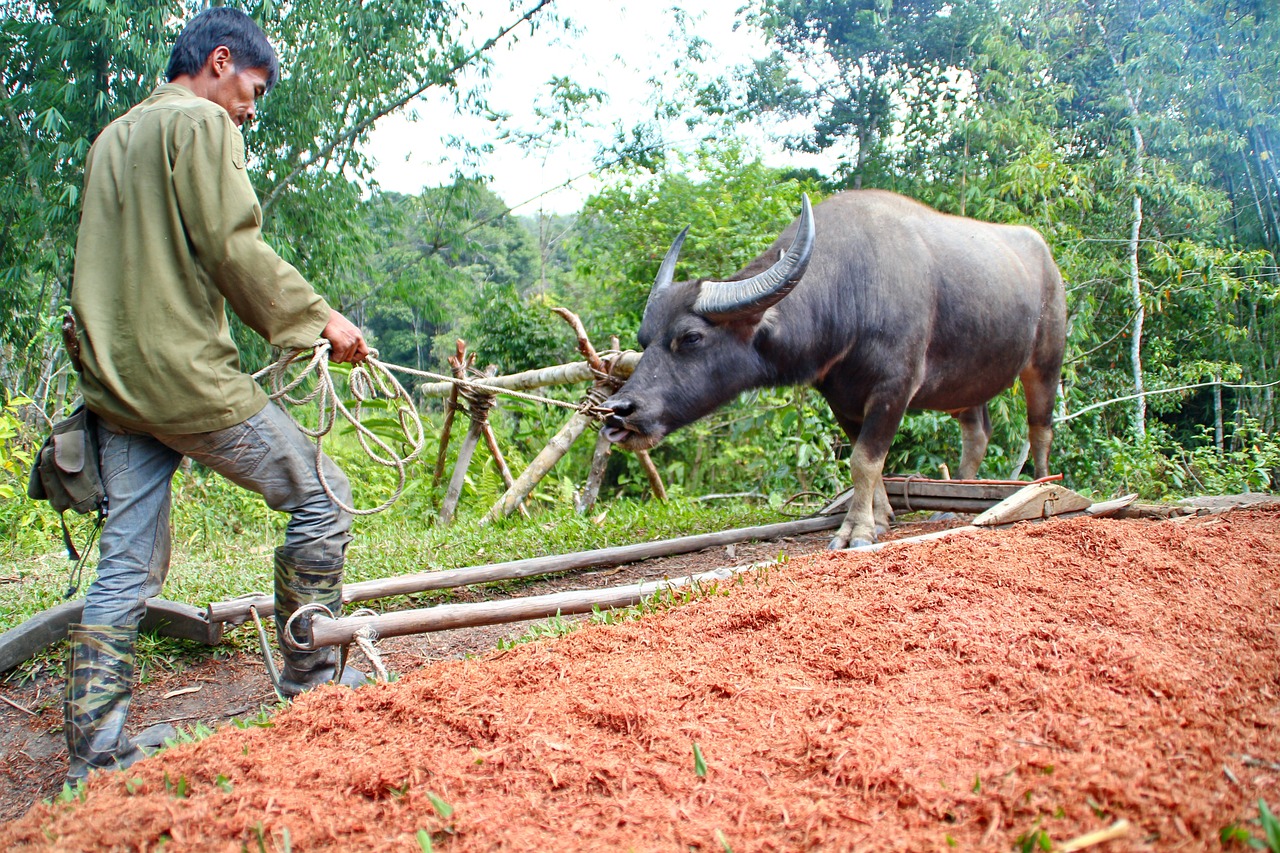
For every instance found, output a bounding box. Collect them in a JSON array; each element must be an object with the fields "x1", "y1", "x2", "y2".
[{"x1": 1, "y1": 0, "x2": 1278, "y2": 641}]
